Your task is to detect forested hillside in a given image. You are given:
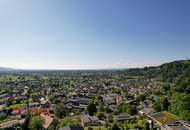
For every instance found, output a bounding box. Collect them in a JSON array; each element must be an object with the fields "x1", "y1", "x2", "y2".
[
  {"x1": 127, "y1": 60, "x2": 190, "y2": 82},
  {"x1": 125, "y1": 60, "x2": 190, "y2": 121}
]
